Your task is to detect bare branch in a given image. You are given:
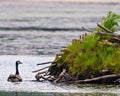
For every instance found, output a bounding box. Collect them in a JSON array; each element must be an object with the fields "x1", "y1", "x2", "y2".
[{"x1": 97, "y1": 23, "x2": 113, "y2": 33}]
